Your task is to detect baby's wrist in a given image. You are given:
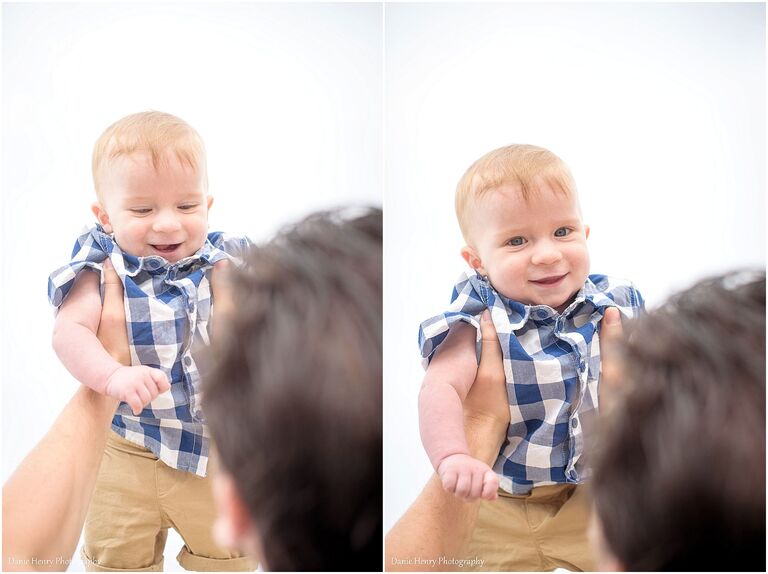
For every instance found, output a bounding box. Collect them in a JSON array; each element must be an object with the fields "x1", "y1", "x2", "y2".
[
  {"x1": 101, "y1": 364, "x2": 126, "y2": 394},
  {"x1": 435, "y1": 451, "x2": 470, "y2": 473}
]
